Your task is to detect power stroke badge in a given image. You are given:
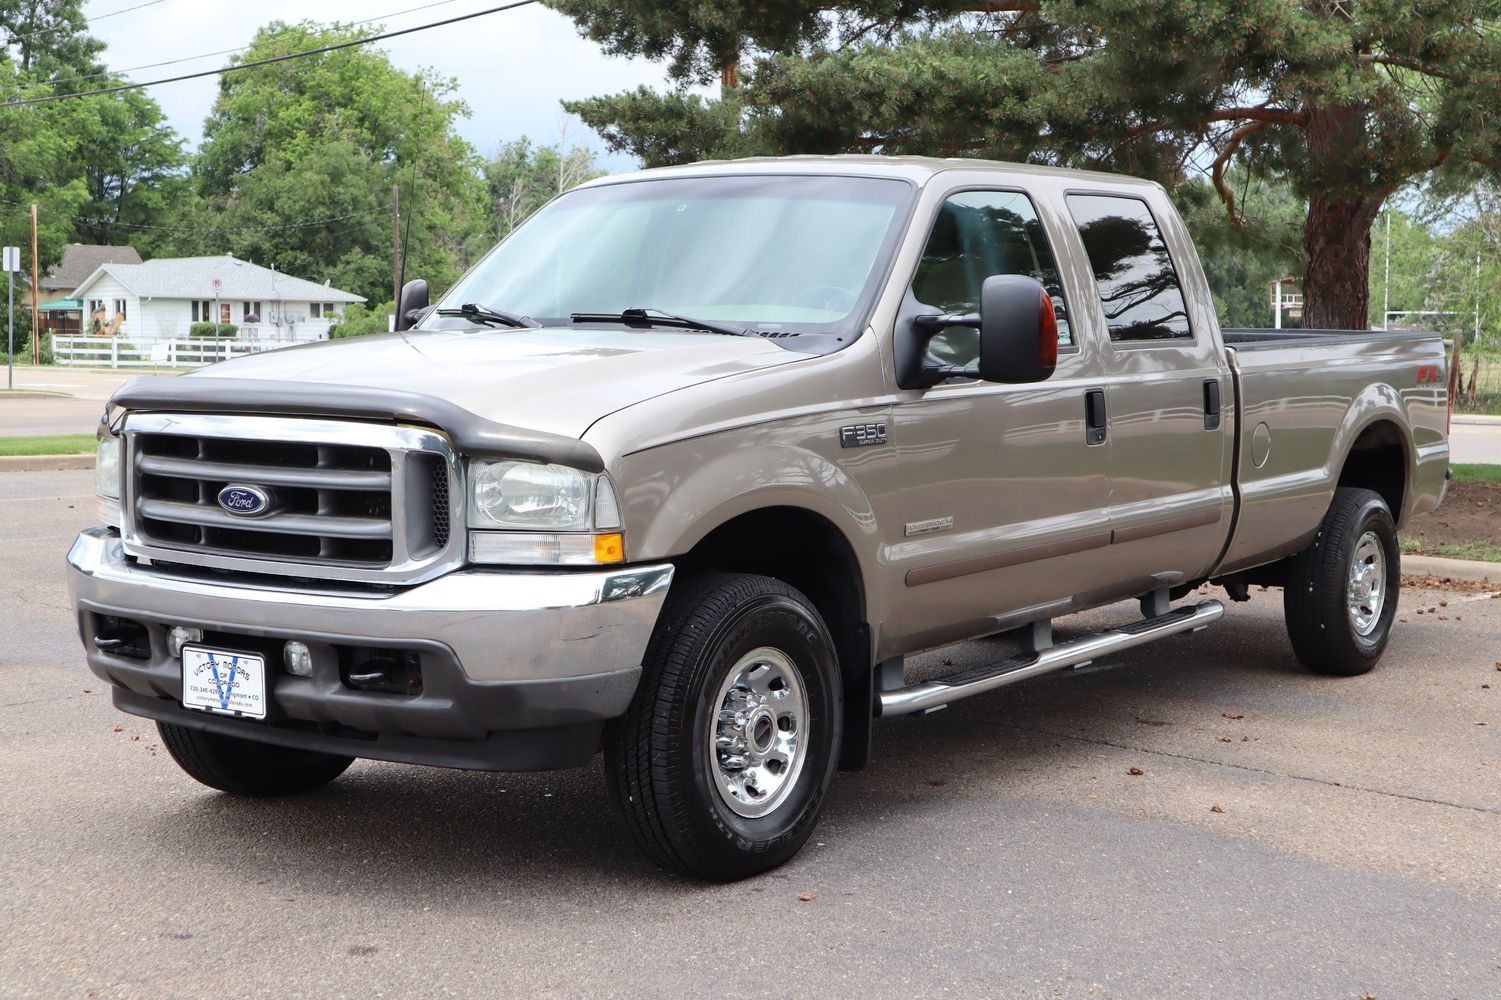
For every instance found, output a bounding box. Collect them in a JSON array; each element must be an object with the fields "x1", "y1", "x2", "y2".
[{"x1": 840, "y1": 422, "x2": 888, "y2": 448}]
